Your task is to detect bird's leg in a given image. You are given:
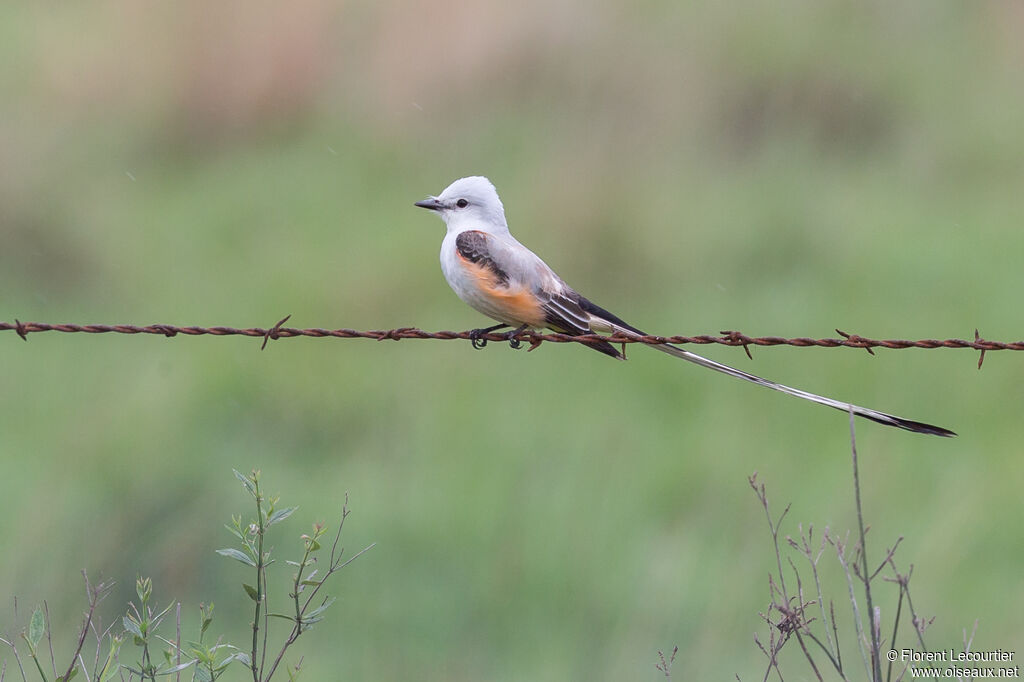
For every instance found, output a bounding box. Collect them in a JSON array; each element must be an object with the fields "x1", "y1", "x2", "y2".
[
  {"x1": 503, "y1": 324, "x2": 530, "y2": 350},
  {"x1": 469, "y1": 323, "x2": 508, "y2": 350}
]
